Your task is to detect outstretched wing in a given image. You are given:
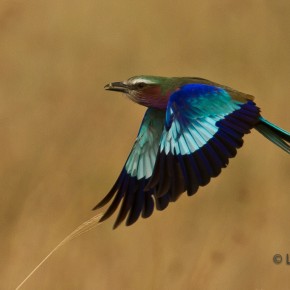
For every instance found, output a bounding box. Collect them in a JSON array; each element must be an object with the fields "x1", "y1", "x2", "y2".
[
  {"x1": 146, "y1": 83, "x2": 261, "y2": 202},
  {"x1": 96, "y1": 83, "x2": 261, "y2": 228},
  {"x1": 93, "y1": 108, "x2": 165, "y2": 228}
]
